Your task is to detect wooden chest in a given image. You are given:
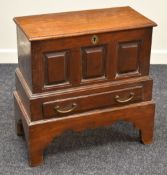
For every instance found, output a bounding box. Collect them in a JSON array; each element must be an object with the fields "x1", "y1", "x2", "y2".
[{"x1": 13, "y1": 6, "x2": 157, "y2": 166}]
